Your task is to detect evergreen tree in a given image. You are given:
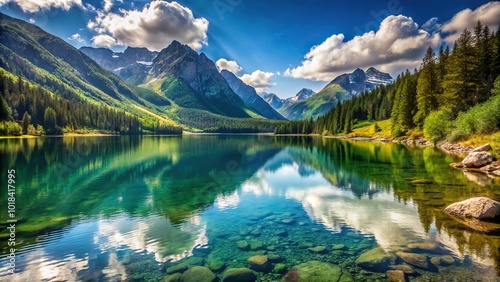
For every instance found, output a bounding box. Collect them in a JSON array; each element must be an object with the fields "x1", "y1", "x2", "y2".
[
  {"x1": 44, "y1": 107, "x2": 57, "y2": 135},
  {"x1": 0, "y1": 97, "x2": 12, "y2": 120},
  {"x1": 21, "y1": 111, "x2": 31, "y2": 134},
  {"x1": 442, "y1": 30, "x2": 478, "y2": 112},
  {"x1": 414, "y1": 47, "x2": 438, "y2": 127}
]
